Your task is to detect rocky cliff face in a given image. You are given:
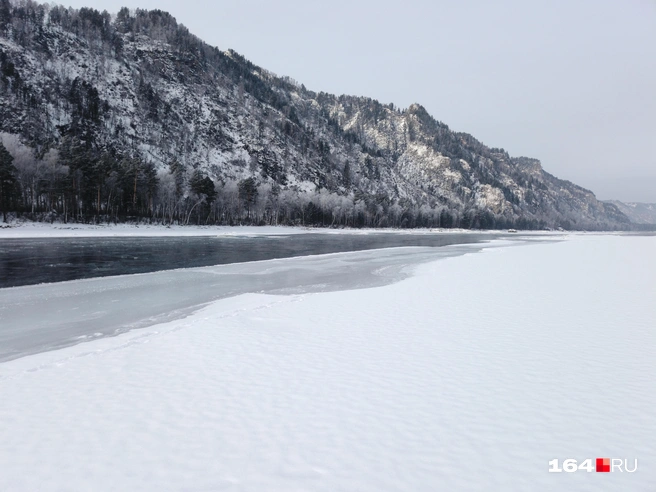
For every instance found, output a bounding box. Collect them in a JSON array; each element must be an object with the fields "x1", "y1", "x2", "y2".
[{"x1": 0, "y1": 3, "x2": 629, "y2": 229}]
